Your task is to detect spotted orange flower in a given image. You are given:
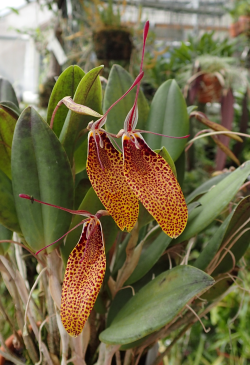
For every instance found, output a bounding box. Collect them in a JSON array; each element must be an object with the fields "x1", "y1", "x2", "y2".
[
  {"x1": 86, "y1": 73, "x2": 144, "y2": 232},
  {"x1": 87, "y1": 130, "x2": 138, "y2": 232},
  {"x1": 118, "y1": 21, "x2": 189, "y2": 238},
  {"x1": 60, "y1": 217, "x2": 105, "y2": 336},
  {"x1": 19, "y1": 194, "x2": 107, "y2": 337}
]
